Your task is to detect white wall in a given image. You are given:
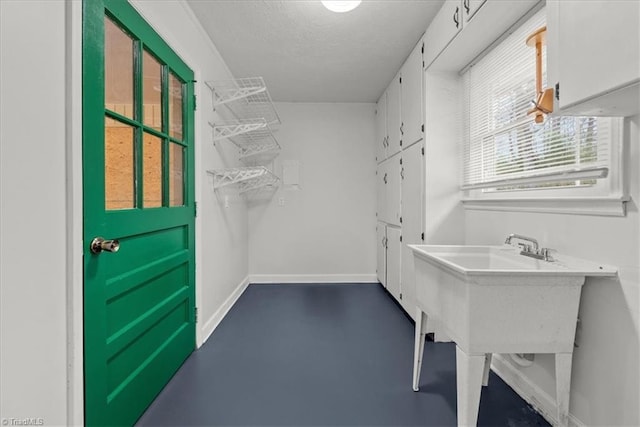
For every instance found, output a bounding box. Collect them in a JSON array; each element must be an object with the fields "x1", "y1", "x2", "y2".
[
  {"x1": 248, "y1": 102, "x2": 377, "y2": 283},
  {"x1": 464, "y1": 115, "x2": 640, "y2": 426},
  {"x1": 0, "y1": 1, "x2": 249, "y2": 425},
  {"x1": 0, "y1": 1, "x2": 69, "y2": 425}
]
